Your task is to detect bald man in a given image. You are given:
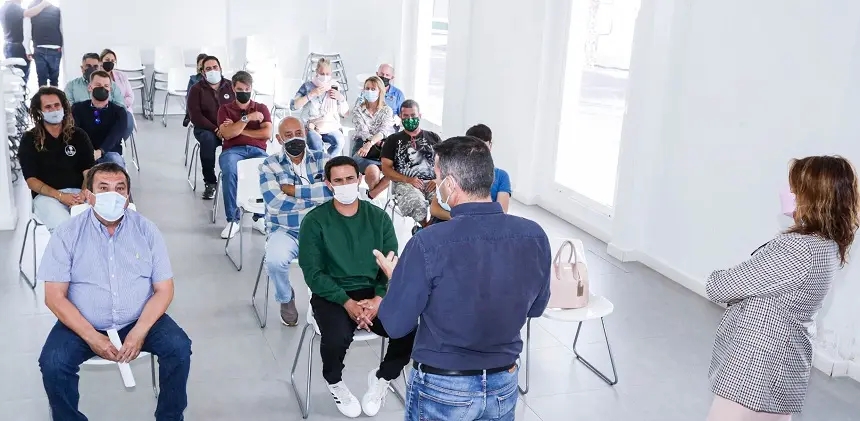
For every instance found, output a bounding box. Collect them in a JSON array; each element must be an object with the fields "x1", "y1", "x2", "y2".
[
  {"x1": 259, "y1": 117, "x2": 333, "y2": 326},
  {"x1": 376, "y1": 64, "x2": 405, "y2": 123}
]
